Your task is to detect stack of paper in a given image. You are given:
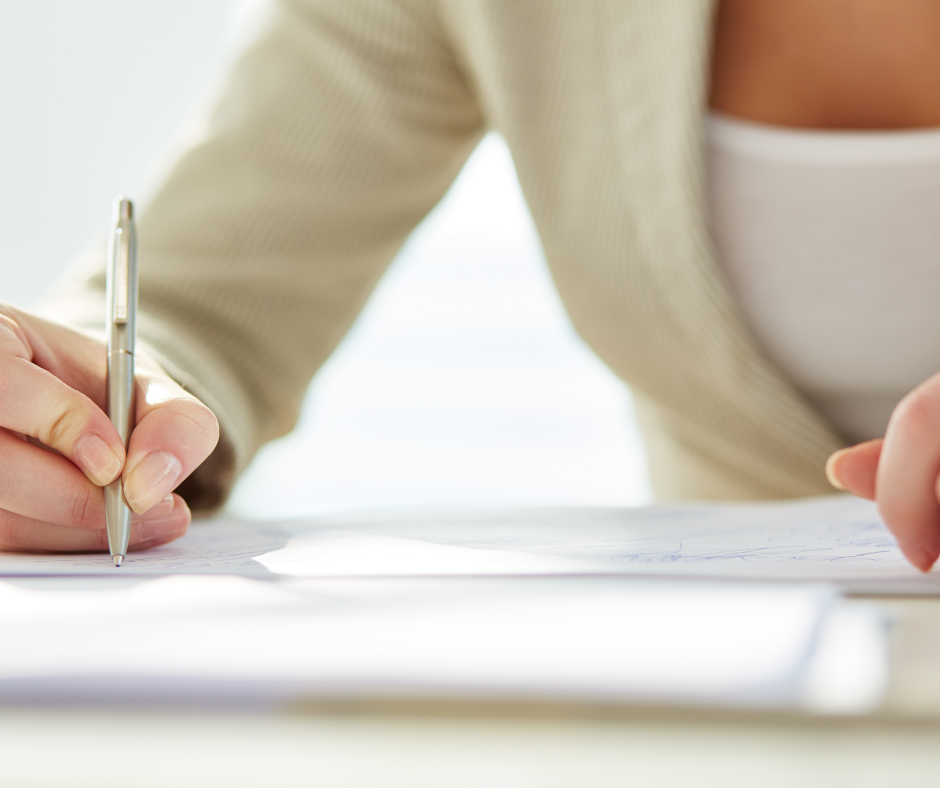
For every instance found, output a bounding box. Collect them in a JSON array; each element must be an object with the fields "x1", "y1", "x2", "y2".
[
  {"x1": 0, "y1": 495, "x2": 931, "y2": 594},
  {"x1": 0, "y1": 576, "x2": 887, "y2": 713},
  {"x1": 0, "y1": 495, "x2": 901, "y2": 713}
]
